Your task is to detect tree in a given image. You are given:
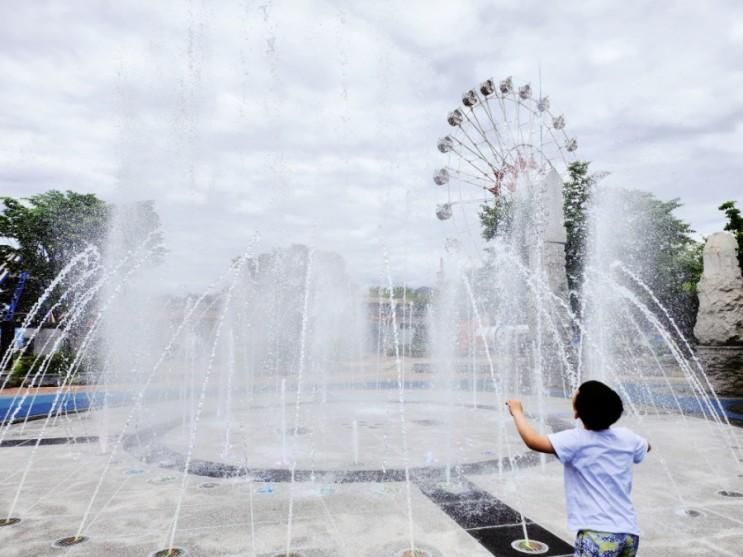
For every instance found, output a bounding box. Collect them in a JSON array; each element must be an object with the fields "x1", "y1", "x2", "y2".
[
  {"x1": 479, "y1": 197, "x2": 514, "y2": 241},
  {"x1": 479, "y1": 160, "x2": 602, "y2": 315},
  {"x1": 677, "y1": 240, "x2": 704, "y2": 299},
  {"x1": 0, "y1": 191, "x2": 109, "y2": 319},
  {"x1": 0, "y1": 191, "x2": 165, "y2": 321},
  {"x1": 563, "y1": 161, "x2": 597, "y2": 315},
  {"x1": 607, "y1": 189, "x2": 702, "y2": 337},
  {"x1": 719, "y1": 200, "x2": 743, "y2": 275},
  {"x1": 478, "y1": 159, "x2": 704, "y2": 336}
]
